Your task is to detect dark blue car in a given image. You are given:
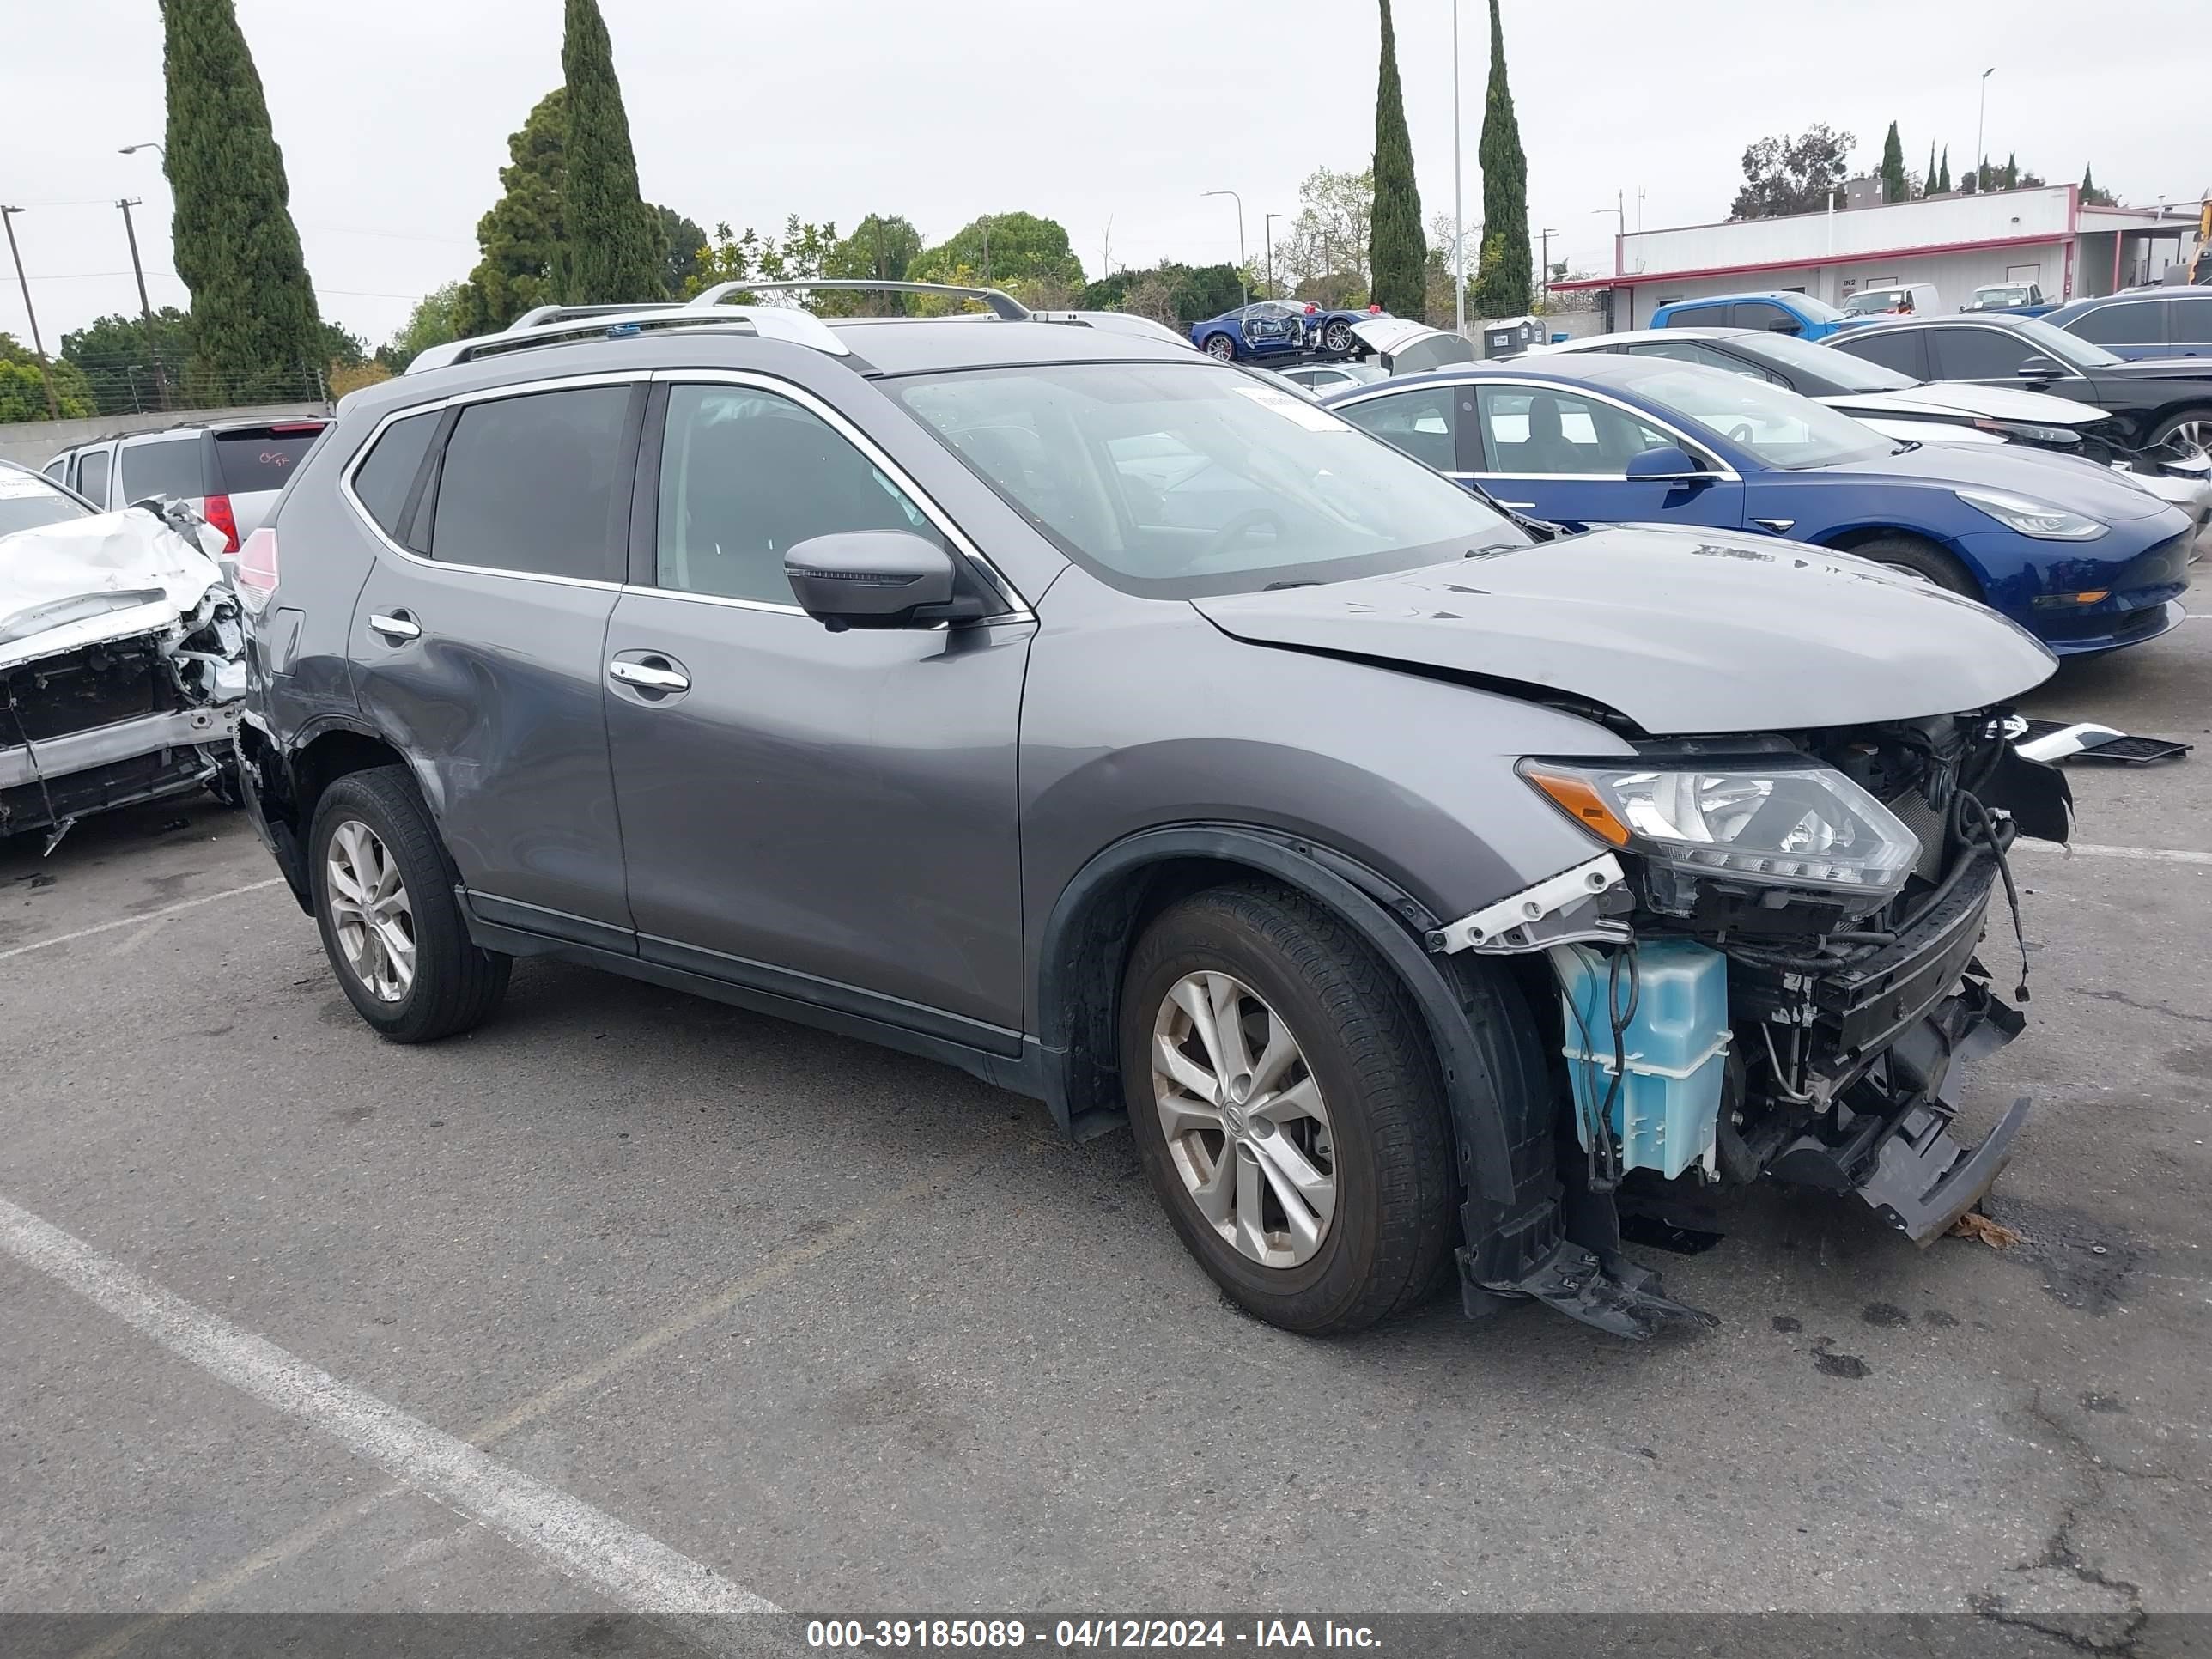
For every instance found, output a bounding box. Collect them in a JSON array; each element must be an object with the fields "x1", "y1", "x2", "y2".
[
  {"x1": 2043, "y1": 287, "x2": 2212, "y2": 362},
  {"x1": 1190, "y1": 301, "x2": 1376, "y2": 362},
  {"x1": 1322, "y1": 354, "x2": 2191, "y2": 655}
]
